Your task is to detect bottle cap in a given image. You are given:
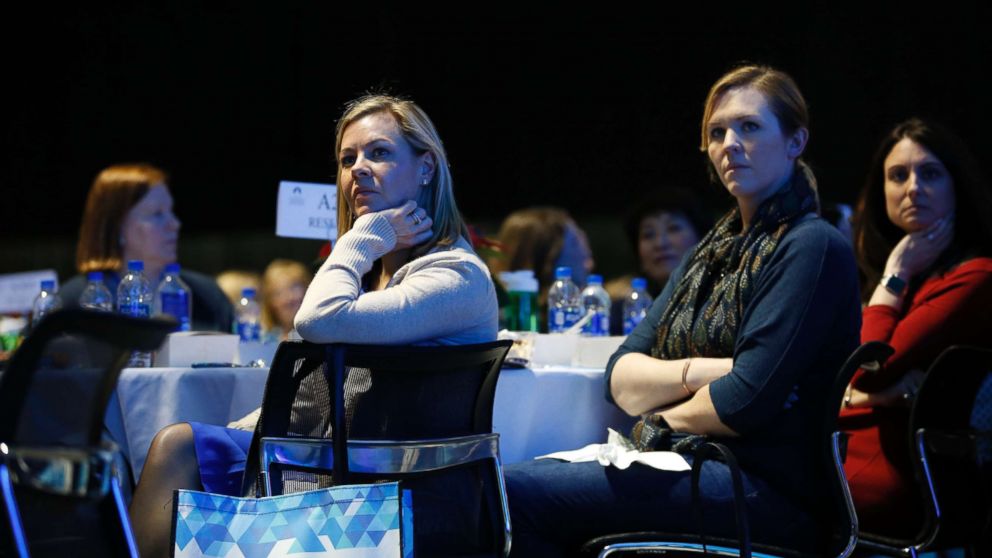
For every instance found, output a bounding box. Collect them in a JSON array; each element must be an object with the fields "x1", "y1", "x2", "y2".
[
  {"x1": 127, "y1": 260, "x2": 144, "y2": 272},
  {"x1": 498, "y1": 270, "x2": 539, "y2": 293},
  {"x1": 587, "y1": 274, "x2": 603, "y2": 285},
  {"x1": 86, "y1": 271, "x2": 104, "y2": 281},
  {"x1": 554, "y1": 267, "x2": 572, "y2": 280},
  {"x1": 165, "y1": 263, "x2": 181, "y2": 274},
  {"x1": 241, "y1": 287, "x2": 257, "y2": 298},
  {"x1": 40, "y1": 279, "x2": 56, "y2": 291},
  {"x1": 632, "y1": 277, "x2": 648, "y2": 290}
]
